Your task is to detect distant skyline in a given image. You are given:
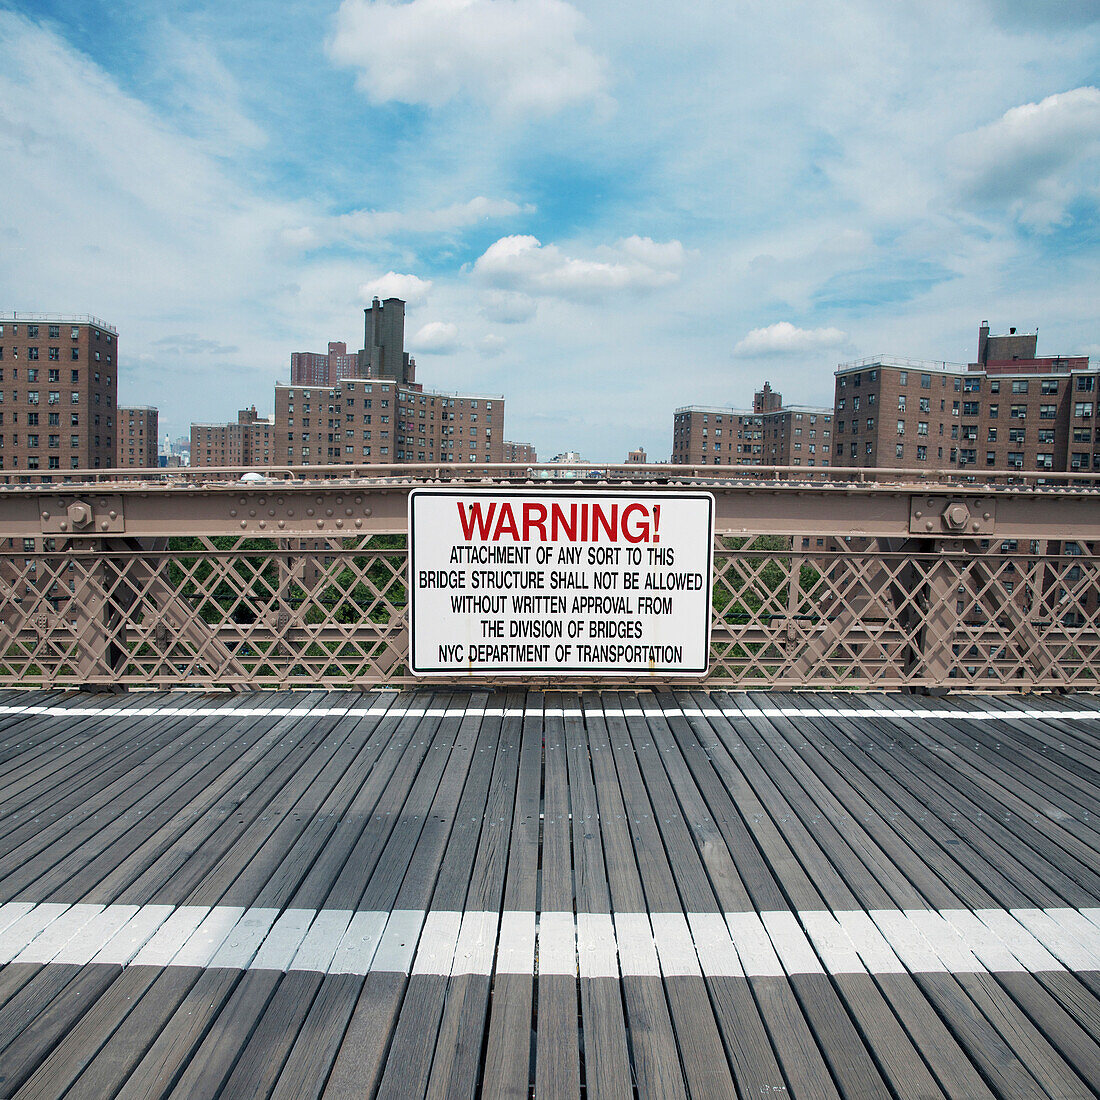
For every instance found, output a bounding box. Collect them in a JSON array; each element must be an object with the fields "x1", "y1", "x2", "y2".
[{"x1": 1, "y1": 1, "x2": 1098, "y2": 460}]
